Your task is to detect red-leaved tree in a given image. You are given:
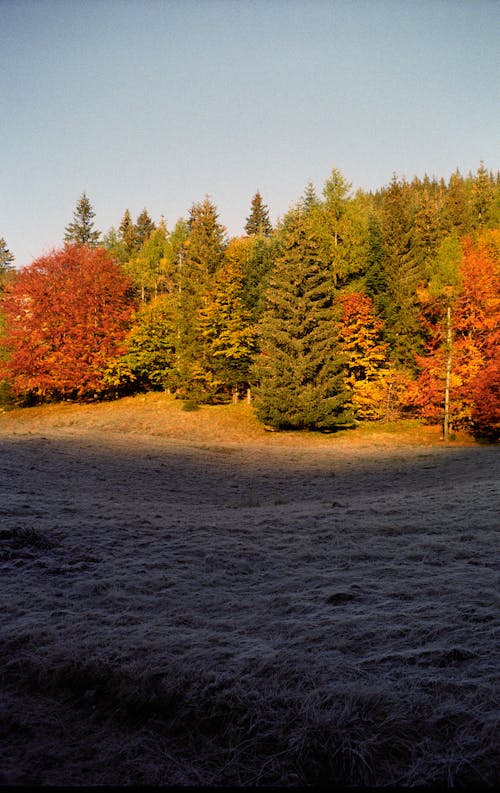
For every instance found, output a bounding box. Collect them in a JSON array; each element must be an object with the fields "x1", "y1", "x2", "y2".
[{"x1": 0, "y1": 244, "x2": 134, "y2": 401}]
